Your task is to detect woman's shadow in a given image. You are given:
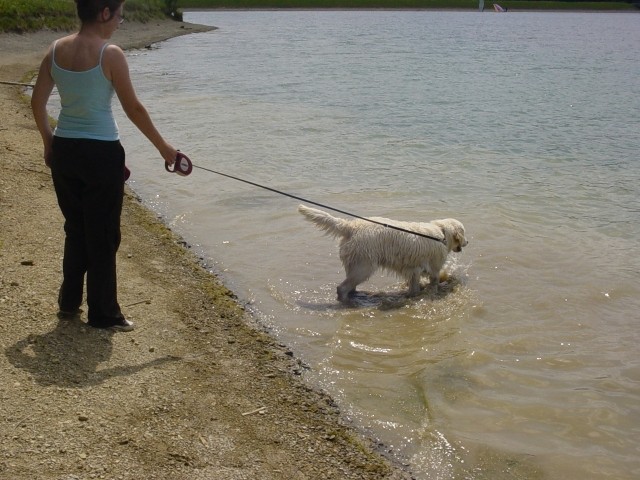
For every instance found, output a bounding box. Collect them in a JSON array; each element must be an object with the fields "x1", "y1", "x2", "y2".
[{"x1": 5, "y1": 315, "x2": 179, "y2": 388}]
